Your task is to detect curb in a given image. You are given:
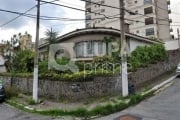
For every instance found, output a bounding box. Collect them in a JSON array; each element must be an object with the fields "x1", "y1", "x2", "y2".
[{"x1": 145, "y1": 74, "x2": 177, "y2": 94}]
